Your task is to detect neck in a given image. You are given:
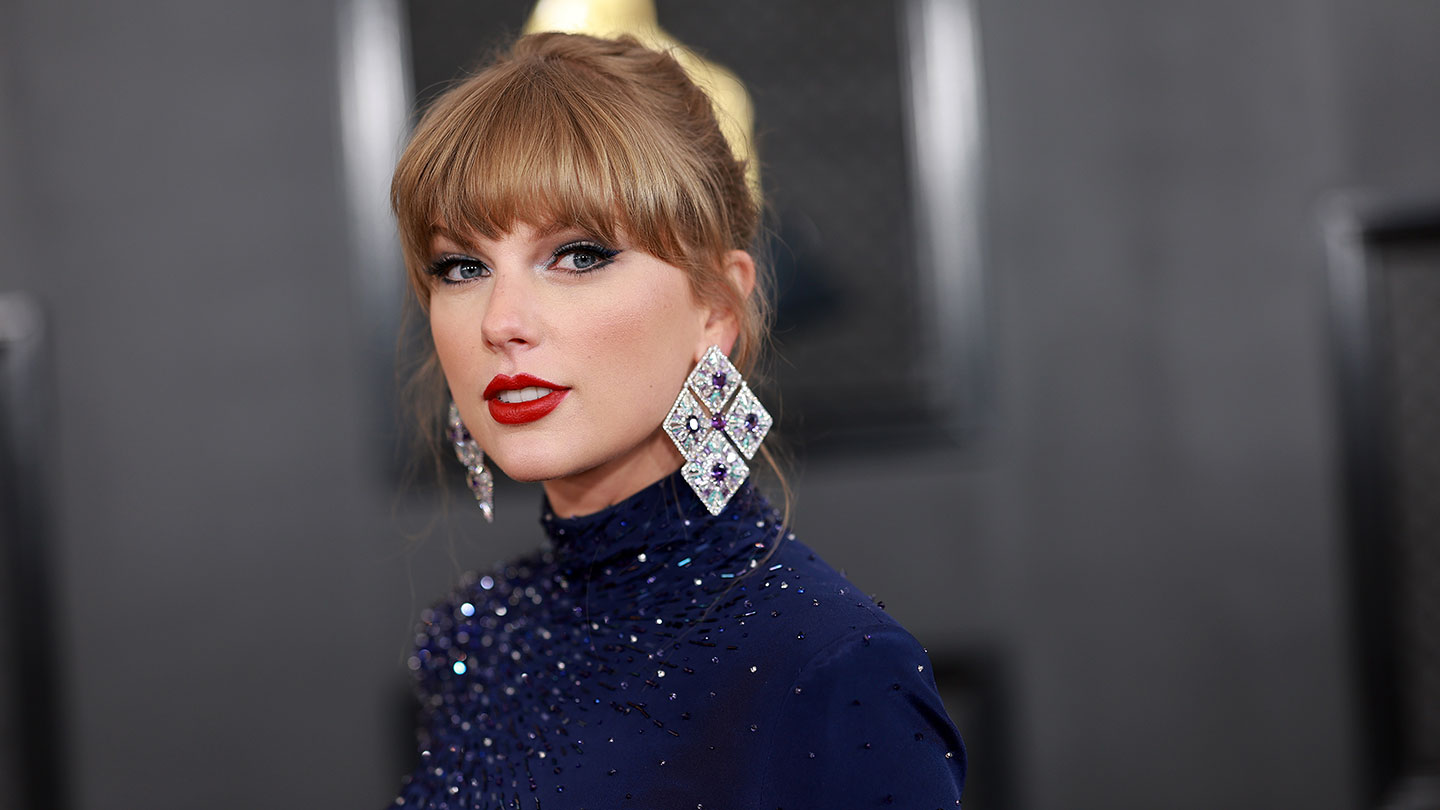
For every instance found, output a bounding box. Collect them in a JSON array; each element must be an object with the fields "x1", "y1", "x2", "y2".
[{"x1": 542, "y1": 429, "x2": 683, "y2": 518}]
